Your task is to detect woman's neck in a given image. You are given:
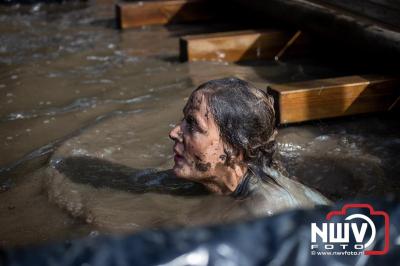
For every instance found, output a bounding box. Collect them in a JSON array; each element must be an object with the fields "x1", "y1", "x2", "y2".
[{"x1": 201, "y1": 164, "x2": 248, "y2": 195}]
